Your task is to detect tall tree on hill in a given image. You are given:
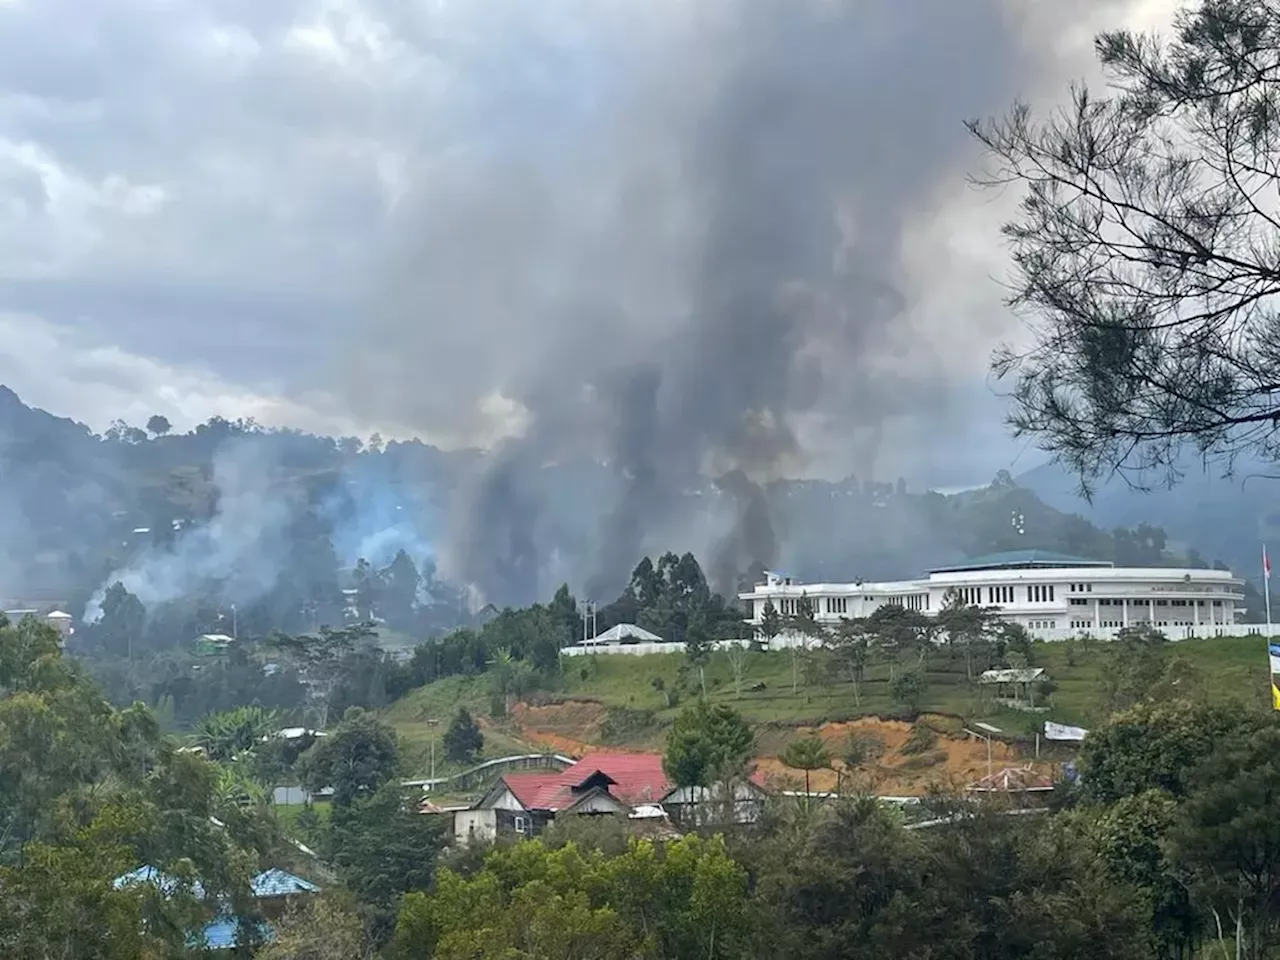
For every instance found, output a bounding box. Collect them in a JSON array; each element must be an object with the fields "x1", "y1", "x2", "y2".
[
  {"x1": 352, "y1": 559, "x2": 381, "y2": 624},
  {"x1": 442, "y1": 707, "x2": 484, "y2": 766},
  {"x1": 300, "y1": 707, "x2": 400, "y2": 807},
  {"x1": 785, "y1": 594, "x2": 821, "y2": 696},
  {"x1": 94, "y1": 582, "x2": 147, "y2": 661},
  {"x1": 970, "y1": 0, "x2": 1280, "y2": 489},
  {"x1": 759, "y1": 599, "x2": 782, "y2": 646},
  {"x1": 379, "y1": 550, "x2": 421, "y2": 632},
  {"x1": 936, "y1": 588, "x2": 1002, "y2": 681},
  {"x1": 663, "y1": 700, "x2": 755, "y2": 789},
  {"x1": 830, "y1": 617, "x2": 871, "y2": 706},
  {"x1": 684, "y1": 612, "x2": 712, "y2": 696},
  {"x1": 270, "y1": 624, "x2": 372, "y2": 730},
  {"x1": 145, "y1": 414, "x2": 171, "y2": 437},
  {"x1": 780, "y1": 735, "x2": 832, "y2": 811}
]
